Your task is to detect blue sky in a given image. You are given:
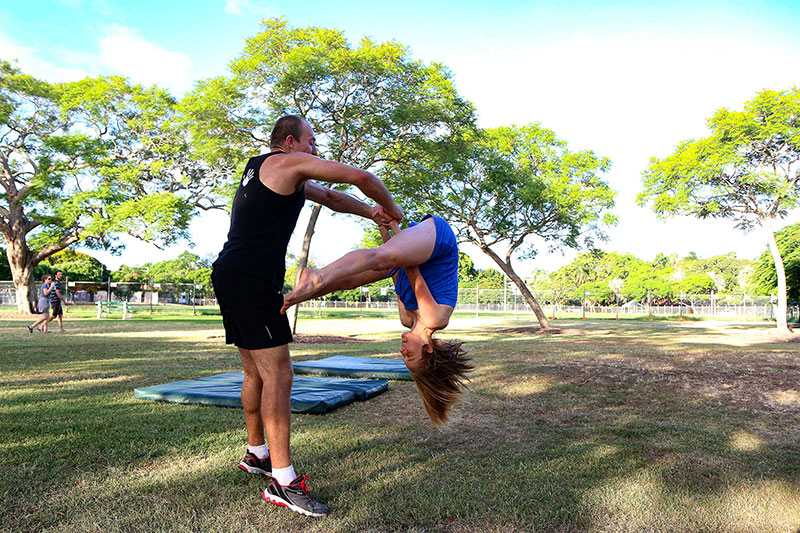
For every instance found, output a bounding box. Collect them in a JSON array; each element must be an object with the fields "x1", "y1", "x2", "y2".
[{"x1": 2, "y1": 0, "x2": 800, "y2": 273}]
